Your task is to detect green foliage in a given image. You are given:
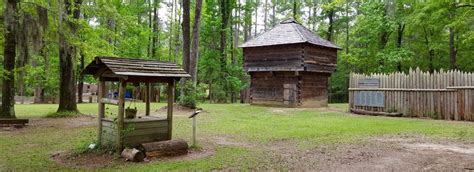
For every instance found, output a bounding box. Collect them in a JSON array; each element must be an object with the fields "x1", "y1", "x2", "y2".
[
  {"x1": 1, "y1": 0, "x2": 473, "y2": 105},
  {"x1": 178, "y1": 80, "x2": 198, "y2": 109}
]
